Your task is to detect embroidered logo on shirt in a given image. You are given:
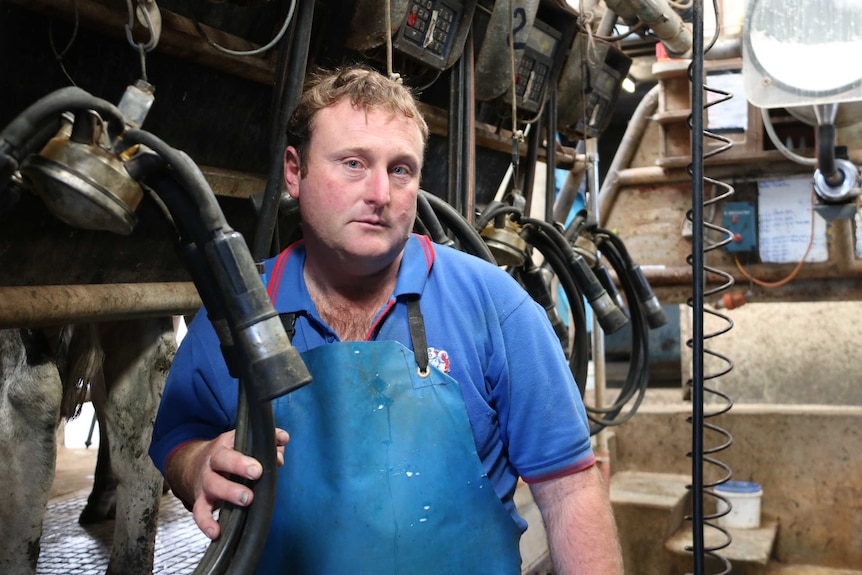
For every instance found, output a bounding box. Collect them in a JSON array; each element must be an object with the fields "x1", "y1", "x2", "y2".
[{"x1": 427, "y1": 347, "x2": 451, "y2": 374}]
